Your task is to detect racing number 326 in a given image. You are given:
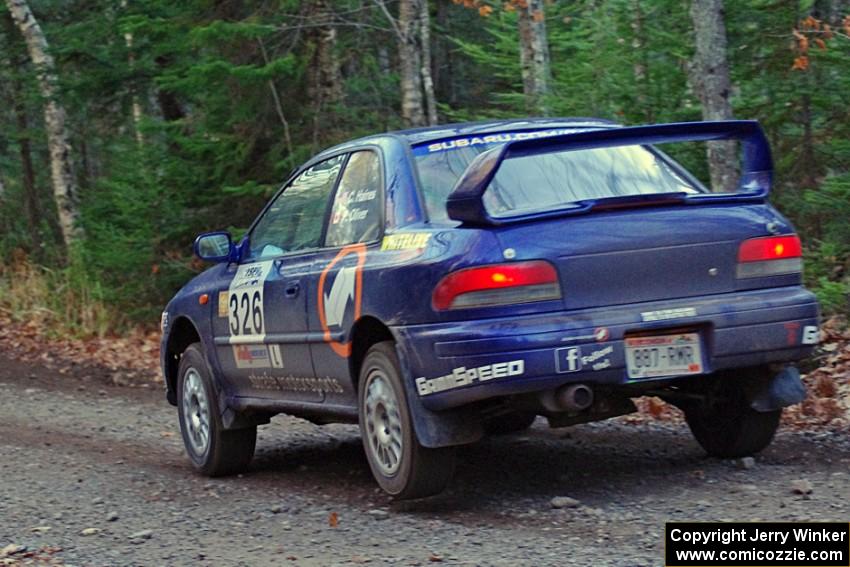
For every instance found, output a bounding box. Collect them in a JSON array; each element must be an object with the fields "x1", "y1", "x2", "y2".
[{"x1": 229, "y1": 291, "x2": 263, "y2": 336}]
